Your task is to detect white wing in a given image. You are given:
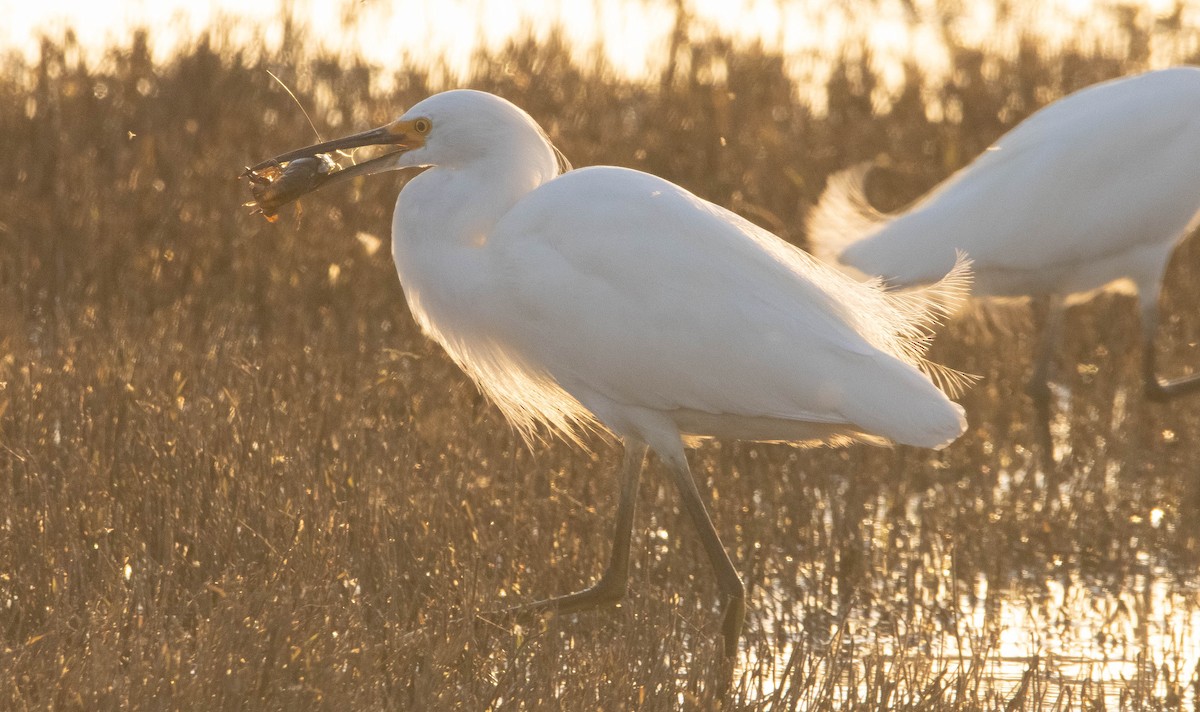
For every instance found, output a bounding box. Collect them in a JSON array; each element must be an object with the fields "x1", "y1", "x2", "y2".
[{"x1": 479, "y1": 166, "x2": 967, "y2": 448}]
